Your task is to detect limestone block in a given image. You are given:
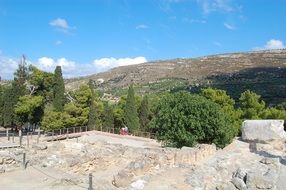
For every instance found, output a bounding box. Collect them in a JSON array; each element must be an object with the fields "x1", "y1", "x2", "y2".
[{"x1": 241, "y1": 120, "x2": 285, "y2": 142}]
